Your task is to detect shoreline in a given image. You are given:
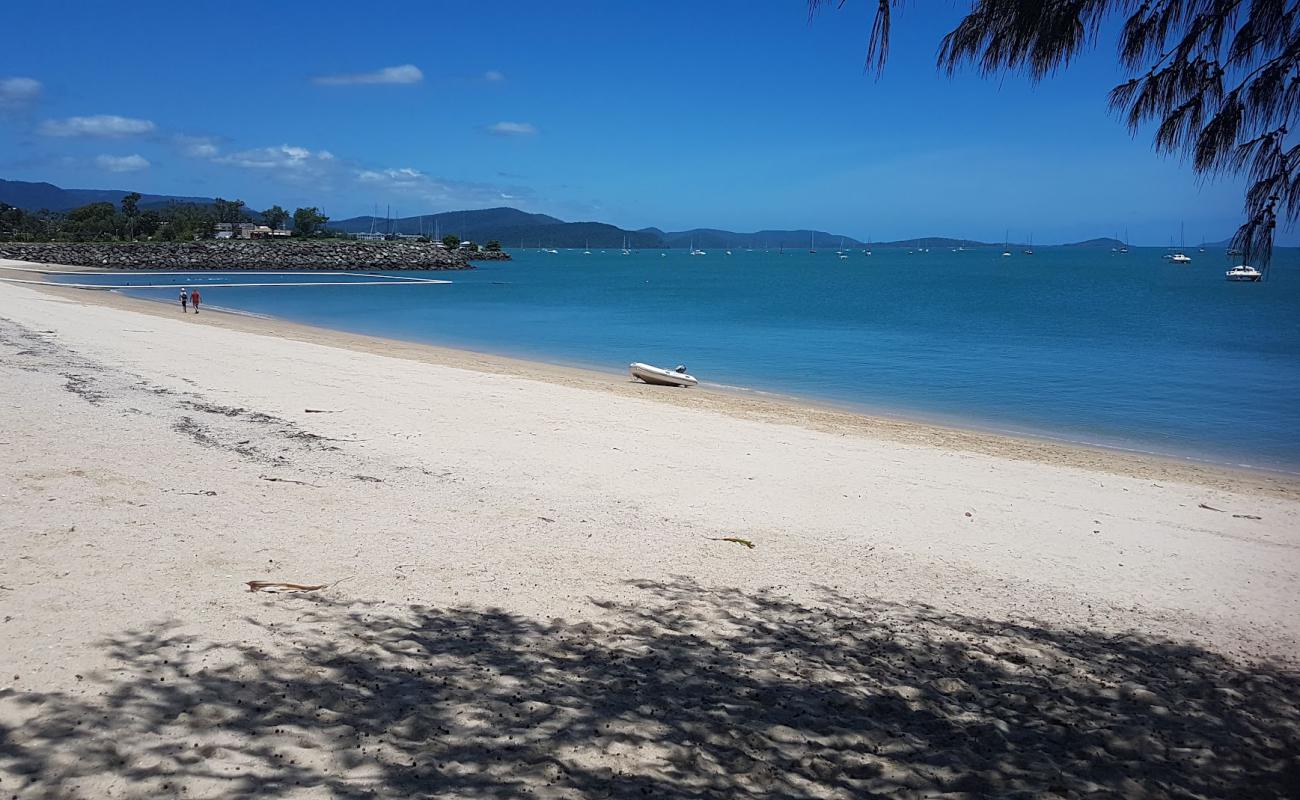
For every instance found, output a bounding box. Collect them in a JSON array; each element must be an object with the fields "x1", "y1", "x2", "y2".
[{"x1": 5, "y1": 259, "x2": 1297, "y2": 498}]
